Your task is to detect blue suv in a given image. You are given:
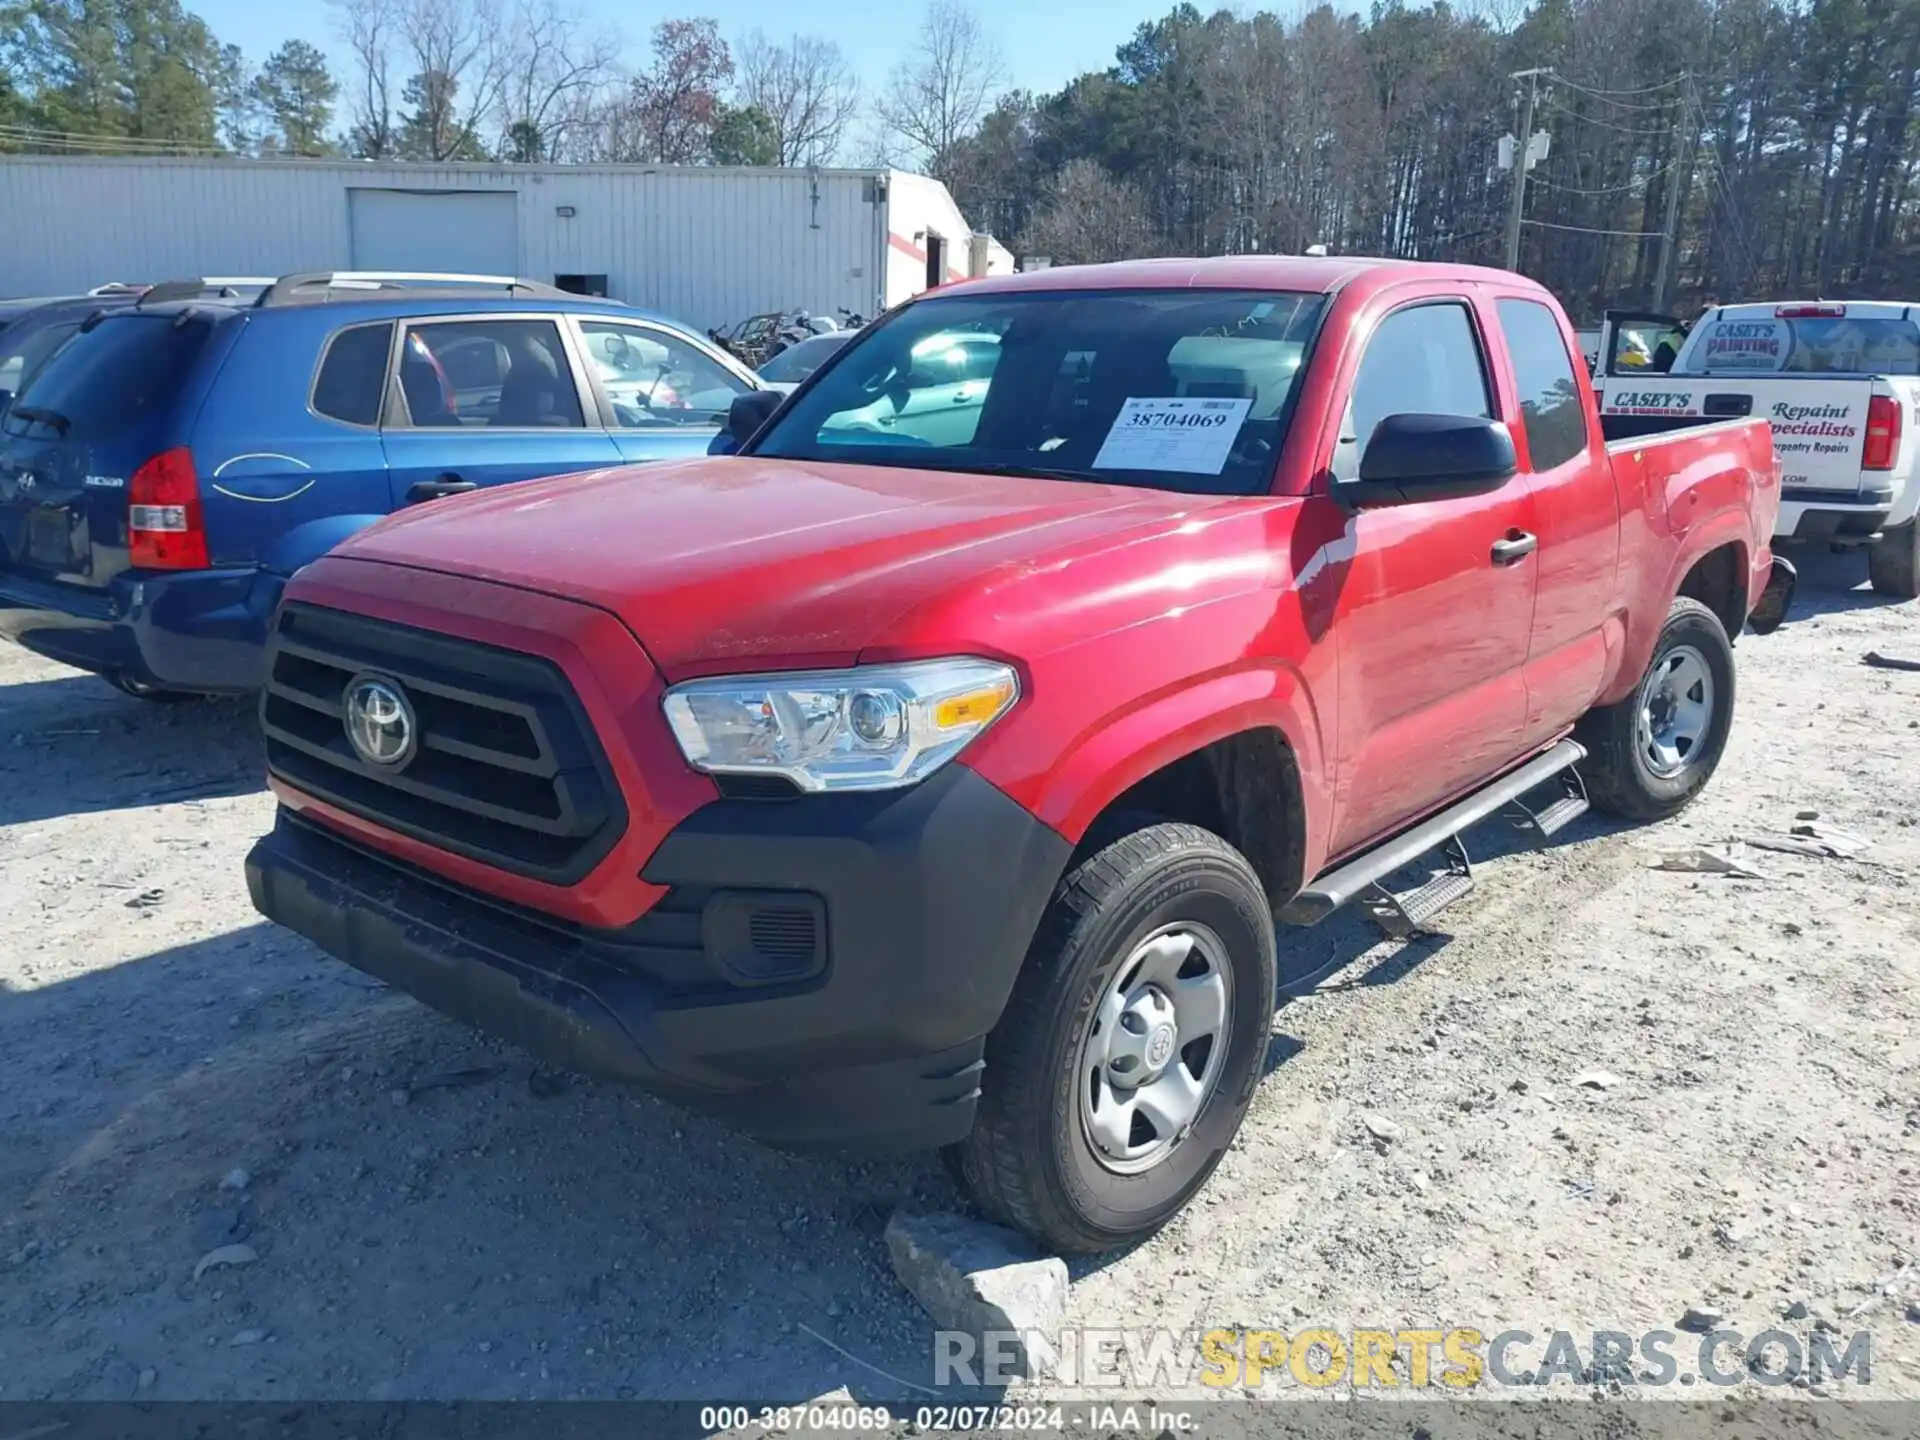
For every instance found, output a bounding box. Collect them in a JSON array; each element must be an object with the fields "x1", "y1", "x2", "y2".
[{"x1": 0, "y1": 272, "x2": 764, "y2": 697}]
